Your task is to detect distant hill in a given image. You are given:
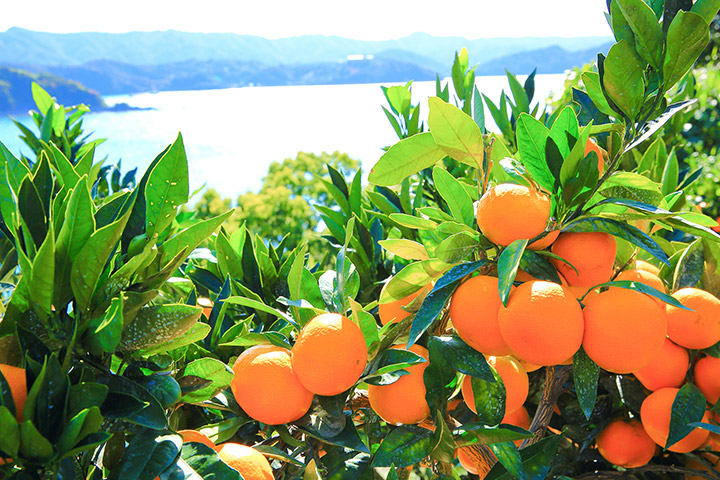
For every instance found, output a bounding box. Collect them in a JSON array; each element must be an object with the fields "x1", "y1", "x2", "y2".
[
  {"x1": 0, "y1": 28, "x2": 612, "y2": 75},
  {"x1": 0, "y1": 66, "x2": 105, "y2": 113},
  {"x1": 476, "y1": 42, "x2": 614, "y2": 75}
]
